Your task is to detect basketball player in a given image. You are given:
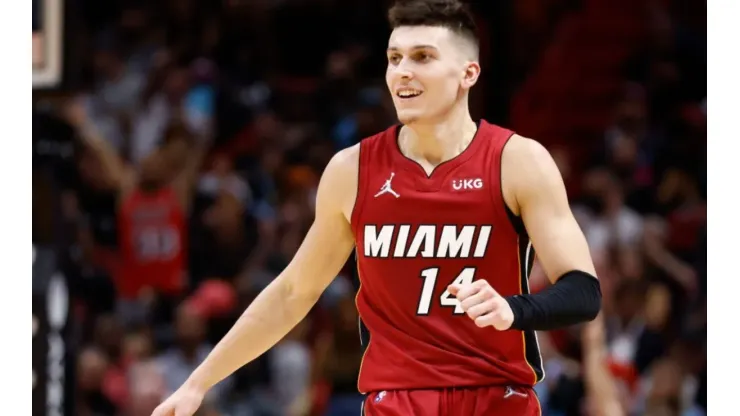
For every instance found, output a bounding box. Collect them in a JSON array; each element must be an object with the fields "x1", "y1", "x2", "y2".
[
  {"x1": 152, "y1": 1, "x2": 602, "y2": 415},
  {"x1": 65, "y1": 100, "x2": 207, "y2": 321}
]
